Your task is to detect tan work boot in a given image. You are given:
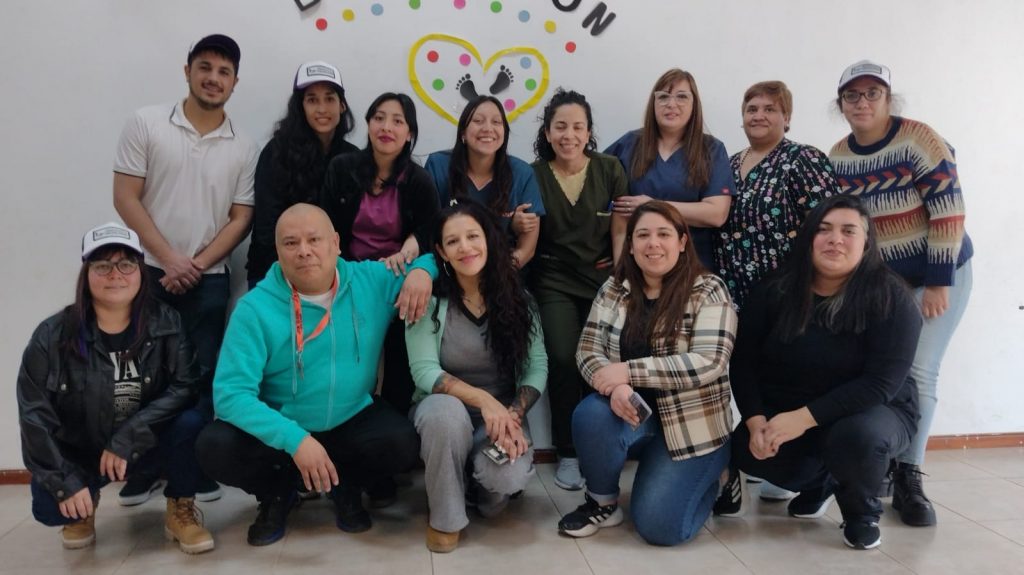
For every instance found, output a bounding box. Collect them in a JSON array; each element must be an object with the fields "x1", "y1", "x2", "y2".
[
  {"x1": 426, "y1": 525, "x2": 459, "y2": 553},
  {"x1": 61, "y1": 514, "x2": 96, "y2": 549},
  {"x1": 164, "y1": 497, "x2": 215, "y2": 554}
]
